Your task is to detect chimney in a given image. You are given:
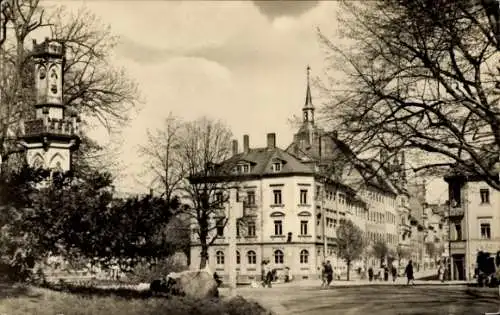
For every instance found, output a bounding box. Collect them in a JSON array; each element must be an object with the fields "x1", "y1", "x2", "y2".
[
  {"x1": 243, "y1": 134, "x2": 249, "y2": 153},
  {"x1": 232, "y1": 139, "x2": 238, "y2": 156},
  {"x1": 267, "y1": 133, "x2": 276, "y2": 149}
]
